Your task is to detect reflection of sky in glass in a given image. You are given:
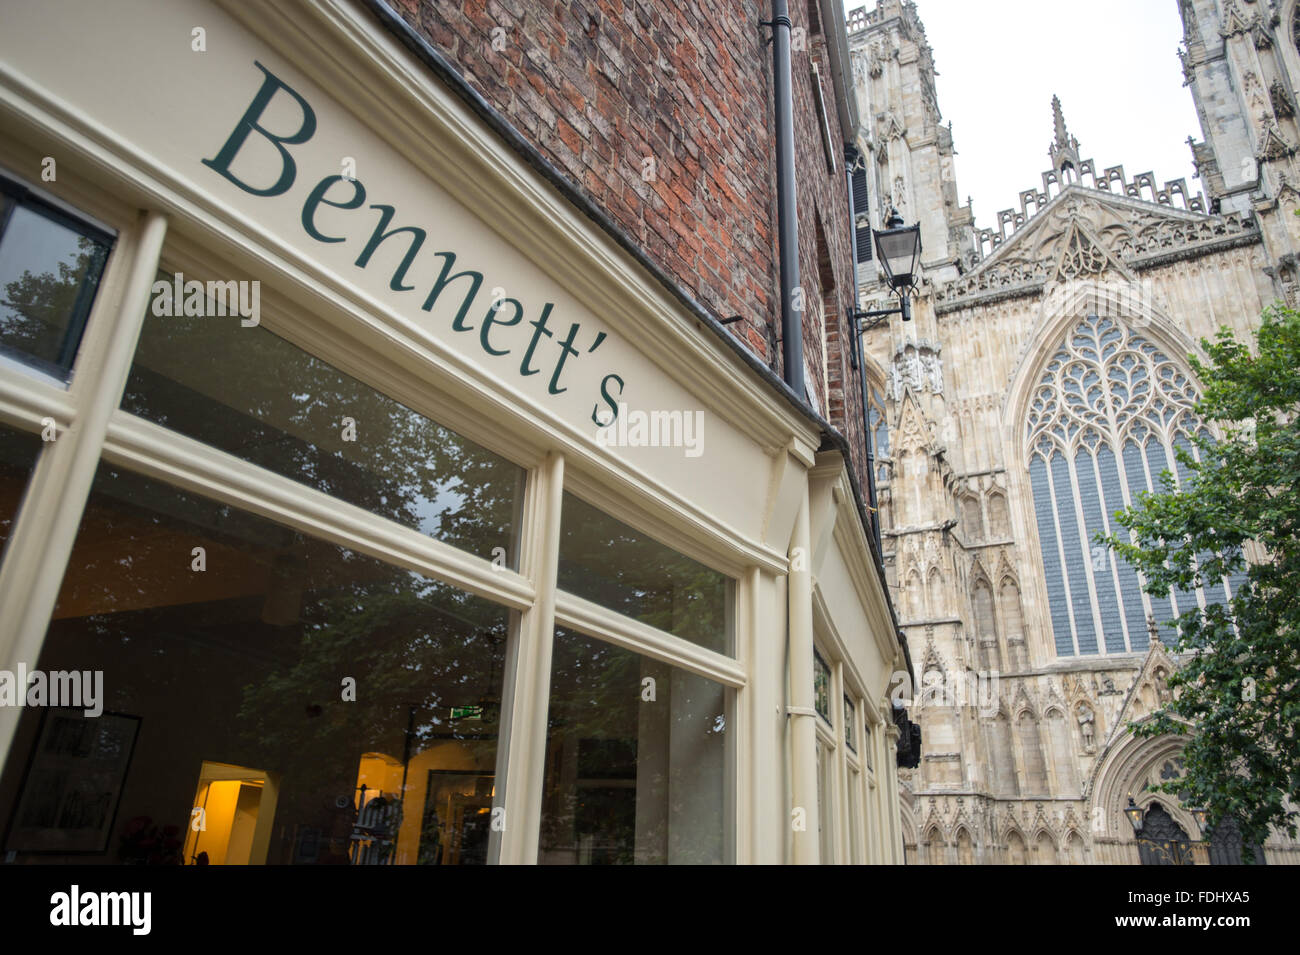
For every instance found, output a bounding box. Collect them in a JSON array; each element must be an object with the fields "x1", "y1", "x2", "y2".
[
  {"x1": 411, "y1": 478, "x2": 467, "y2": 538},
  {"x1": 0, "y1": 206, "x2": 90, "y2": 355},
  {"x1": 0, "y1": 205, "x2": 83, "y2": 290}
]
